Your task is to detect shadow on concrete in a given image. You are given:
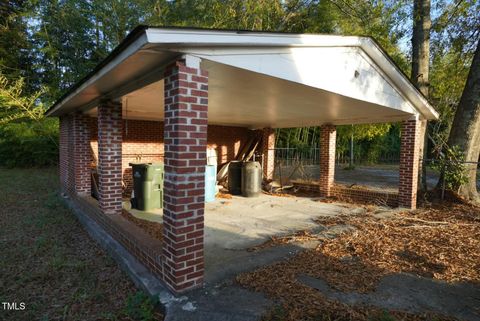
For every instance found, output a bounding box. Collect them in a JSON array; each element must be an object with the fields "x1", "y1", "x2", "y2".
[{"x1": 299, "y1": 272, "x2": 480, "y2": 321}]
